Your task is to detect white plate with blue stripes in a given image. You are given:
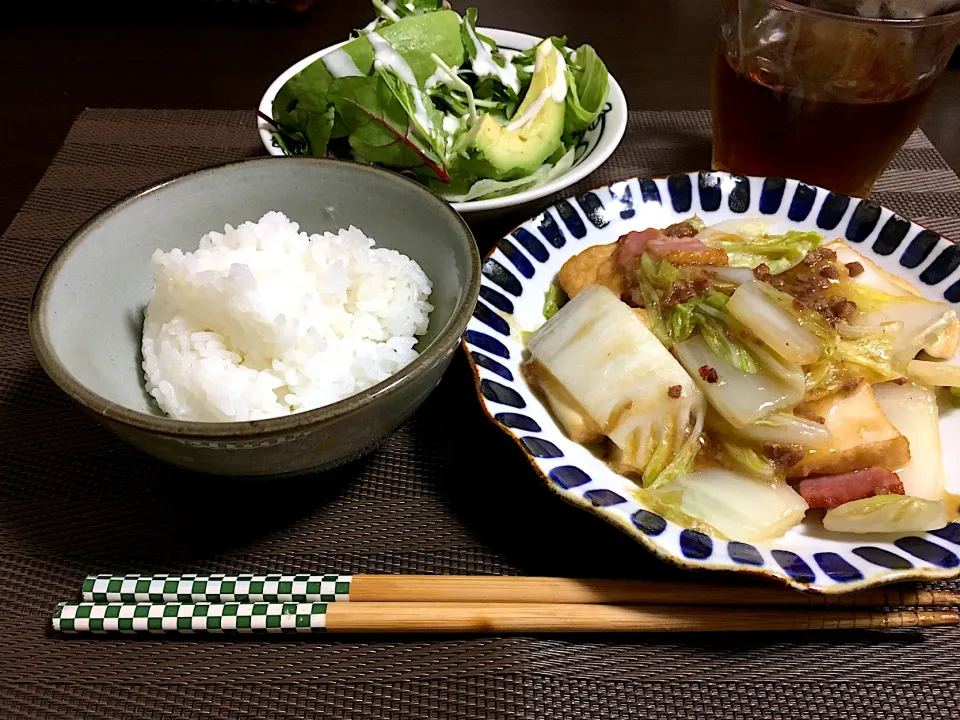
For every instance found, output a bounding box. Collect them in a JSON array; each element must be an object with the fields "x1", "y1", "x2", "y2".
[{"x1": 464, "y1": 172, "x2": 960, "y2": 593}]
